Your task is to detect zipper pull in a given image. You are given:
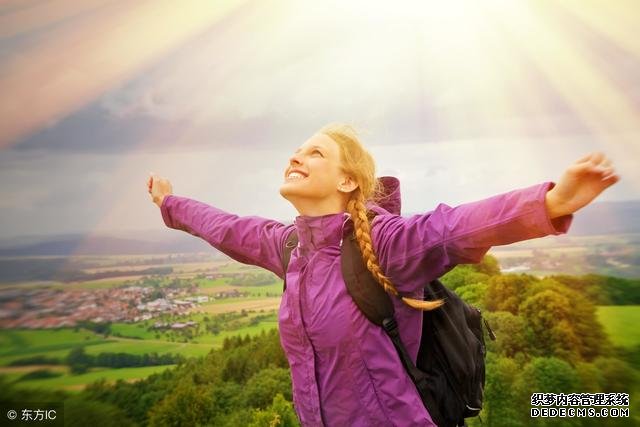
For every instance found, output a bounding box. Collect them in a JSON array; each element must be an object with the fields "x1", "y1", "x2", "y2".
[{"x1": 483, "y1": 318, "x2": 497, "y2": 341}]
